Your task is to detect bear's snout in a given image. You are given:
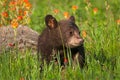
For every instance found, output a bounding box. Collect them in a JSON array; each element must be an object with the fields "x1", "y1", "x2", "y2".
[{"x1": 78, "y1": 38, "x2": 84, "y2": 44}]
